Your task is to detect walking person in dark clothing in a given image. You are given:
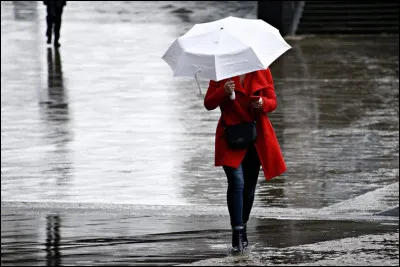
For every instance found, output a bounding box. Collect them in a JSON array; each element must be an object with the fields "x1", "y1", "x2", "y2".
[{"x1": 44, "y1": 0, "x2": 66, "y2": 48}]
